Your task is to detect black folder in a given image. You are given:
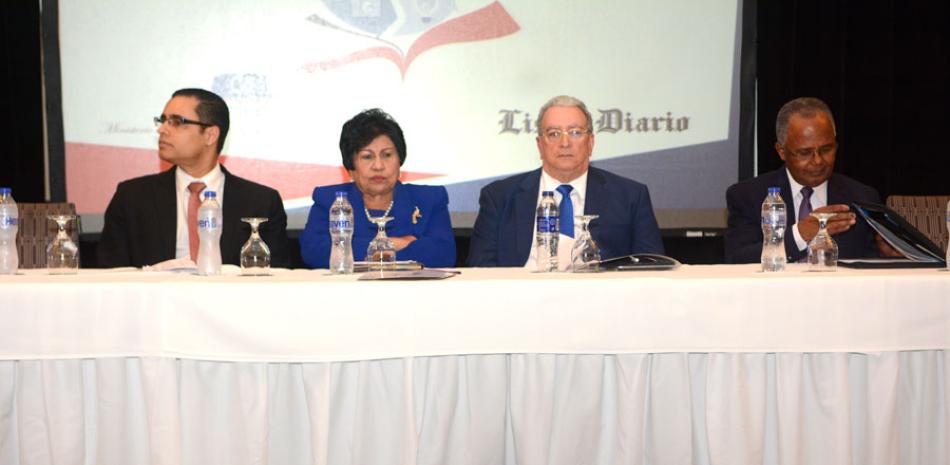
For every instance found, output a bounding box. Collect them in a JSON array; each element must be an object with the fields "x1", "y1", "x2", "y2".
[
  {"x1": 844, "y1": 201, "x2": 947, "y2": 269},
  {"x1": 599, "y1": 253, "x2": 681, "y2": 271}
]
